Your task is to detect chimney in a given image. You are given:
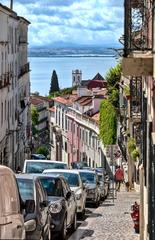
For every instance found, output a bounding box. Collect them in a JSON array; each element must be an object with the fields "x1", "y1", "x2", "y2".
[{"x1": 10, "y1": 0, "x2": 13, "y2": 10}]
